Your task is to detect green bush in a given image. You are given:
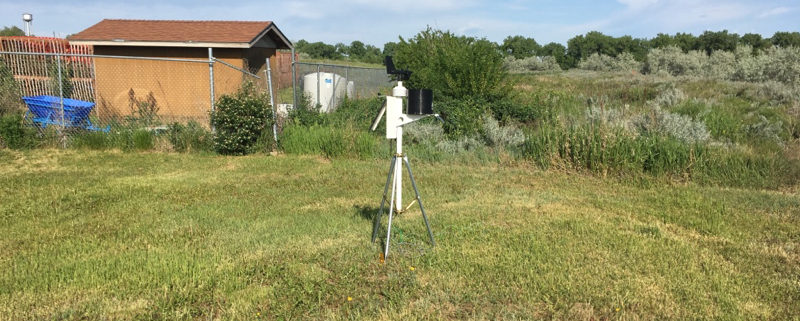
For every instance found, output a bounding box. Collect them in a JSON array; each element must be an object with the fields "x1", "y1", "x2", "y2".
[
  {"x1": 434, "y1": 96, "x2": 486, "y2": 138},
  {"x1": 394, "y1": 28, "x2": 509, "y2": 101},
  {"x1": 0, "y1": 113, "x2": 37, "y2": 149},
  {"x1": 210, "y1": 82, "x2": 273, "y2": 155}
]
